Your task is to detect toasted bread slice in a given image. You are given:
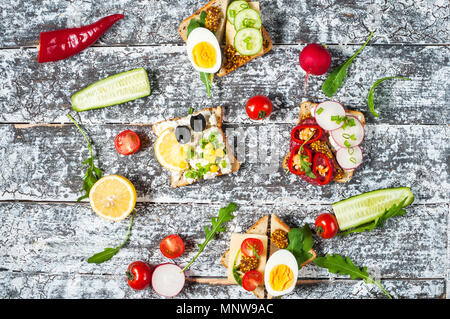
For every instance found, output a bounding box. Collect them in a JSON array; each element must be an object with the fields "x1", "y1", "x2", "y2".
[
  {"x1": 178, "y1": 0, "x2": 229, "y2": 44},
  {"x1": 221, "y1": 215, "x2": 268, "y2": 299},
  {"x1": 283, "y1": 101, "x2": 365, "y2": 183},
  {"x1": 152, "y1": 106, "x2": 240, "y2": 188},
  {"x1": 216, "y1": 2, "x2": 272, "y2": 77}
]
